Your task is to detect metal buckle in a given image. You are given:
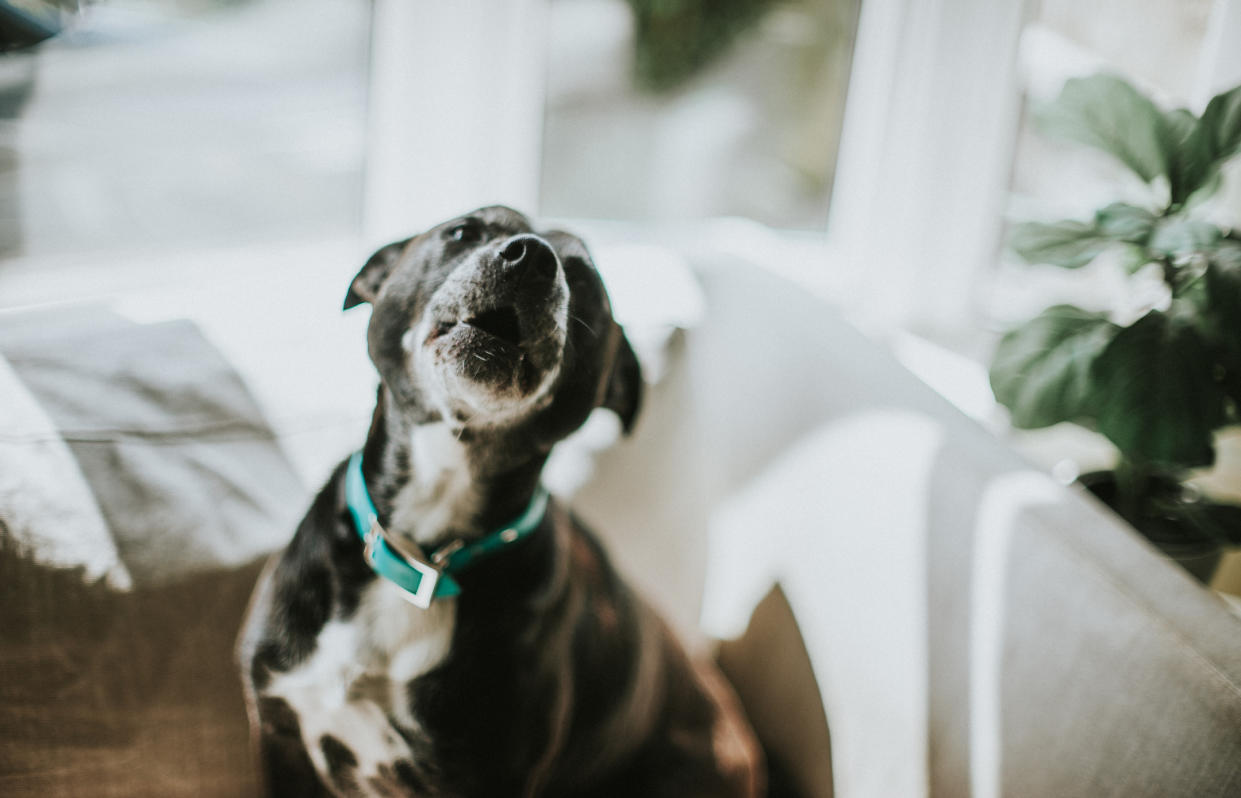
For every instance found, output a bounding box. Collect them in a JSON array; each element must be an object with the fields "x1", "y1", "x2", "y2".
[{"x1": 364, "y1": 520, "x2": 441, "y2": 609}]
